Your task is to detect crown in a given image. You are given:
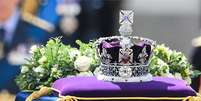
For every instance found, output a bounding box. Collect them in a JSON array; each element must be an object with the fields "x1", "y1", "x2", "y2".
[{"x1": 95, "y1": 10, "x2": 156, "y2": 82}]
